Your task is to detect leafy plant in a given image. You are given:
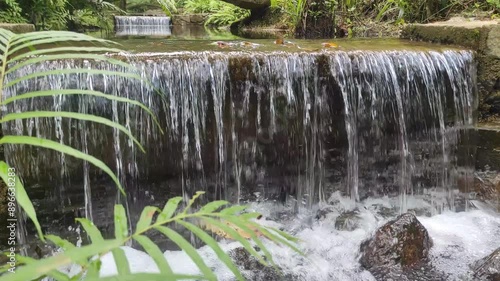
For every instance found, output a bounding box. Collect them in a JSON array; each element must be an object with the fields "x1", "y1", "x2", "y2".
[
  {"x1": 0, "y1": 192, "x2": 300, "y2": 280},
  {"x1": 204, "y1": 3, "x2": 250, "y2": 26},
  {"x1": 183, "y1": 0, "x2": 249, "y2": 26},
  {"x1": 0, "y1": 28, "x2": 300, "y2": 280},
  {"x1": 0, "y1": 26, "x2": 156, "y2": 267},
  {"x1": 0, "y1": 0, "x2": 26, "y2": 23},
  {"x1": 271, "y1": 0, "x2": 307, "y2": 27},
  {"x1": 156, "y1": 0, "x2": 177, "y2": 15}
]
